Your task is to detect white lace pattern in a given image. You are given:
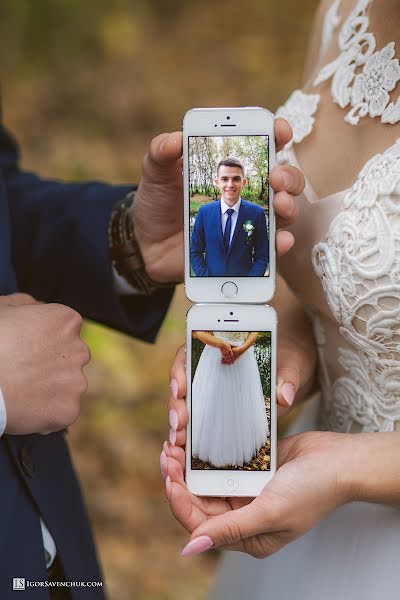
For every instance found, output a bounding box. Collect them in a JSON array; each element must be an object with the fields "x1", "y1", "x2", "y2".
[
  {"x1": 320, "y1": 0, "x2": 342, "y2": 59},
  {"x1": 313, "y1": 0, "x2": 400, "y2": 125},
  {"x1": 212, "y1": 331, "x2": 249, "y2": 345},
  {"x1": 276, "y1": 90, "x2": 320, "y2": 164},
  {"x1": 311, "y1": 140, "x2": 400, "y2": 432},
  {"x1": 275, "y1": 0, "x2": 400, "y2": 433}
]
